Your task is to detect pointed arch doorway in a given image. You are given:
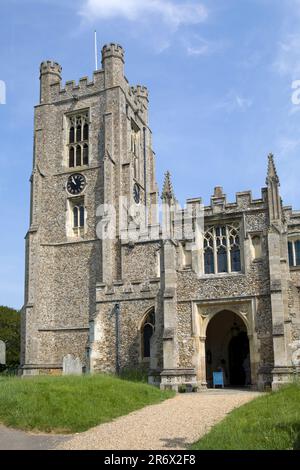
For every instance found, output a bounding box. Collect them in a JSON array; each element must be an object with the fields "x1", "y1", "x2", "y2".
[{"x1": 205, "y1": 310, "x2": 251, "y2": 388}]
